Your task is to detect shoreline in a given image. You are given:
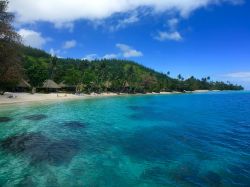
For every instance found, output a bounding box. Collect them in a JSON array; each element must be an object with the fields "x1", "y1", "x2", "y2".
[{"x1": 0, "y1": 90, "x2": 220, "y2": 106}]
